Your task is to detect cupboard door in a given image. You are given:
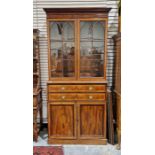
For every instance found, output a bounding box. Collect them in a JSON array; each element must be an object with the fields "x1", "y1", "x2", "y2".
[
  {"x1": 78, "y1": 102, "x2": 106, "y2": 139},
  {"x1": 49, "y1": 102, "x2": 76, "y2": 139},
  {"x1": 80, "y1": 21, "x2": 105, "y2": 78},
  {"x1": 49, "y1": 21, "x2": 76, "y2": 78}
]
